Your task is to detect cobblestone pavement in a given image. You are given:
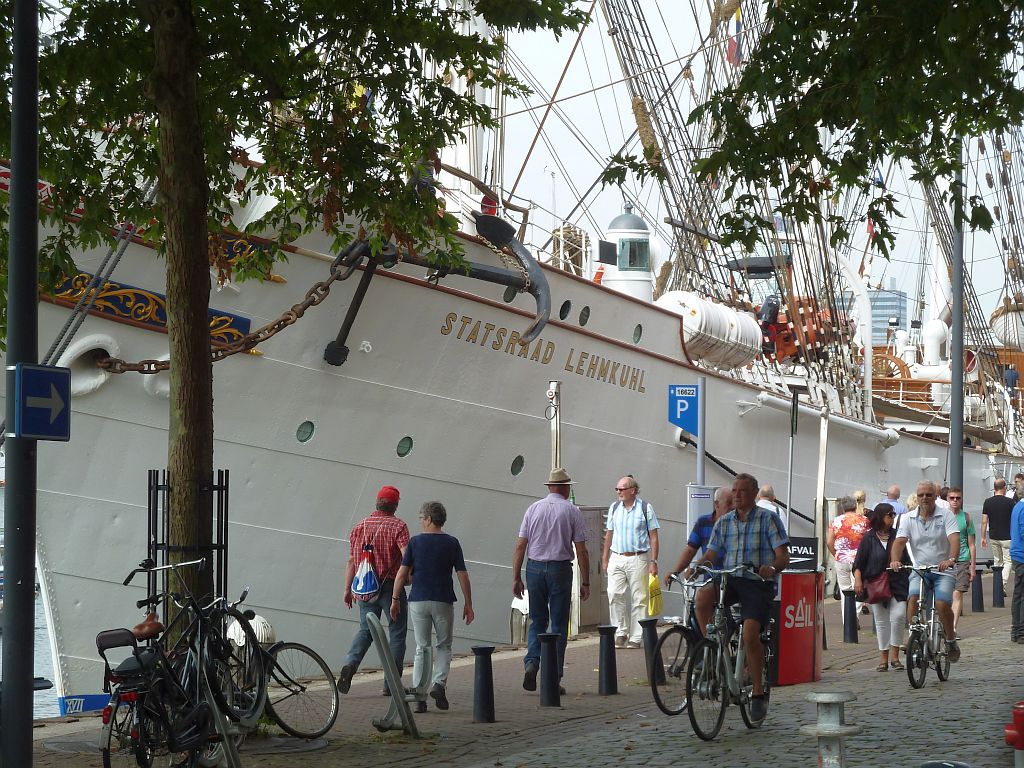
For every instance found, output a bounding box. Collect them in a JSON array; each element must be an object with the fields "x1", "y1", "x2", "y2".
[{"x1": 33, "y1": 597, "x2": 1022, "y2": 767}]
